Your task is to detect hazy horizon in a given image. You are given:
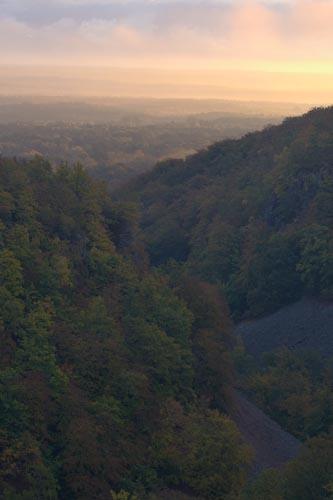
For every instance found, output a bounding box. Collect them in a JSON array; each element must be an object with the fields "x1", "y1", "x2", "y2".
[
  {"x1": 1, "y1": 65, "x2": 332, "y2": 106},
  {"x1": 1, "y1": 0, "x2": 333, "y2": 104}
]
